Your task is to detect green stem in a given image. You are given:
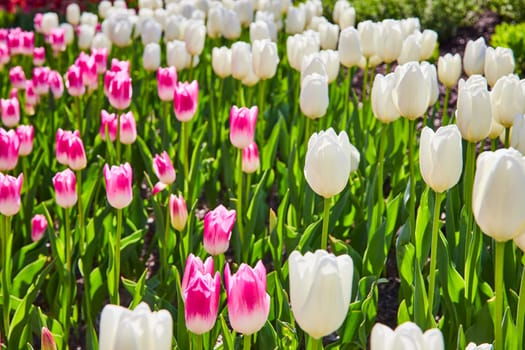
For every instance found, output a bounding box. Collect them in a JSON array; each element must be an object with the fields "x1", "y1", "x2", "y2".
[
  {"x1": 1, "y1": 215, "x2": 9, "y2": 337},
  {"x1": 464, "y1": 142, "x2": 476, "y2": 266},
  {"x1": 362, "y1": 59, "x2": 369, "y2": 102},
  {"x1": 427, "y1": 191, "x2": 444, "y2": 326},
  {"x1": 495, "y1": 241, "x2": 505, "y2": 350},
  {"x1": 161, "y1": 200, "x2": 171, "y2": 282},
  {"x1": 258, "y1": 79, "x2": 266, "y2": 143},
  {"x1": 237, "y1": 150, "x2": 245, "y2": 261},
  {"x1": 239, "y1": 81, "x2": 246, "y2": 106},
  {"x1": 516, "y1": 264, "x2": 525, "y2": 350},
  {"x1": 63, "y1": 208, "x2": 72, "y2": 345},
  {"x1": 408, "y1": 119, "x2": 416, "y2": 239},
  {"x1": 376, "y1": 124, "x2": 387, "y2": 229},
  {"x1": 243, "y1": 334, "x2": 251, "y2": 350},
  {"x1": 195, "y1": 334, "x2": 203, "y2": 350},
  {"x1": 209, "y1": 74, "x2": 217, "y2": 148},
  {"x1": 111, "y1": 209, "x2": 123, "y2": 305},
  {"x1": 182, "y1": 121, "x2": 190, "y2": 197},
  {"x1": 116, "y1": 111, "x2": 121, "y2": 163},
  {"x1": 76, "y1": 97, "x2": 82, "y2": 134},
  {"x1": 321, "y1": 197, "x2": 331, "y2": 250},
  {"x1": 308, "y1": 336, "x2": 323, "y2": 350},
  {"x1": 77, "y1": 171, "x2": 84, "y2": 255},
  {"x1": 505, "y1": 127, "x2": 511, "y2": 148},
  {"x1": 442, "y1": 87, "x2": 451, "y2": 125}
]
